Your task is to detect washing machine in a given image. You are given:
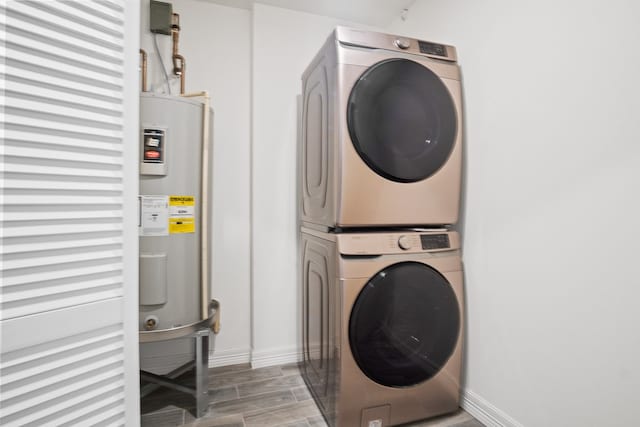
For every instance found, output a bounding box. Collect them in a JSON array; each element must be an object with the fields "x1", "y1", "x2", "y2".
[
  {"x1": 301, "y1": 27, "x2": 463, "y2": 229},
  {"x1": 300, "y1": 227, "x2": 464, "y2": 427}
]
